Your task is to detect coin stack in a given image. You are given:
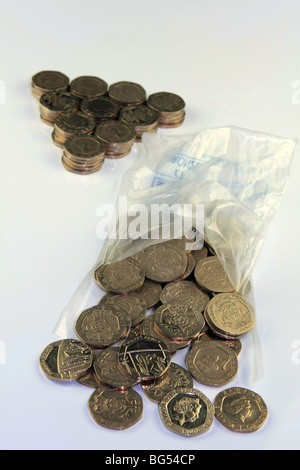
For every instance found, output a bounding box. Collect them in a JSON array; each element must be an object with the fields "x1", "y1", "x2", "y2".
[
  {"x1": 70, "y1": 75, "x2": 108, "y2": 101},
  {"x1": 52, "y1": 111, "x2": 96, "y2": 148},
  {"x1": 31, "y1": 70, "x2": 70, "y2": 100},
  {"x1": 62, "y1": 134, "x2": 106, "y2": 175},
  {"x1": 39, "y1": 91, "x2": 79, "y2": 126},
  {"x1": 80, "y1": 96, "x2": 120, "y2": 125},
  {"x1": 119, "y1": 104, "x2": 159, "y2": 142},
  {"x1": 94, "y1": 120, "x2": 136, "y2": 158},
  {"x1": 40, "y1": 237, "x2": 268, "y2": 436},
  {"x1": 147, "y1": 92, "x2": 185, "y2": 128},
  {"x1": 108, "y1": 81, "x2": 146, "y2": 107}
]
